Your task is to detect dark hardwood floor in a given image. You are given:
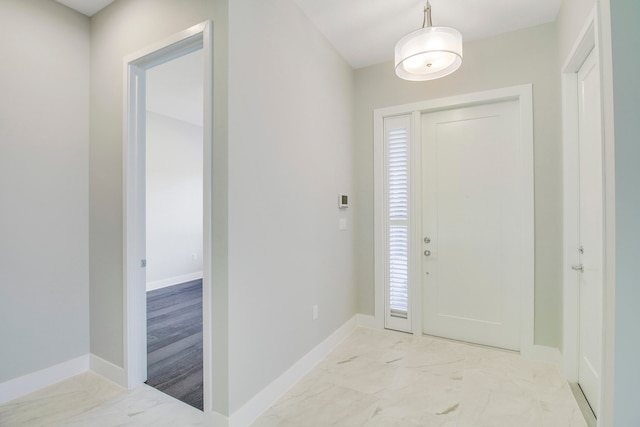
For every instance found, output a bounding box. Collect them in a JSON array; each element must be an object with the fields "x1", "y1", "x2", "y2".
[{"x1": 146, "y1": 279, "x2": 203, "y2": 410}]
